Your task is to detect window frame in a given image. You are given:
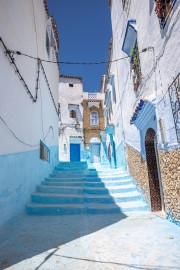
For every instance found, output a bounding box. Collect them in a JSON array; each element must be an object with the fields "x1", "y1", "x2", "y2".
[{"x1": 90, "y1": 111, "x2": 99, "y2": 126}]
